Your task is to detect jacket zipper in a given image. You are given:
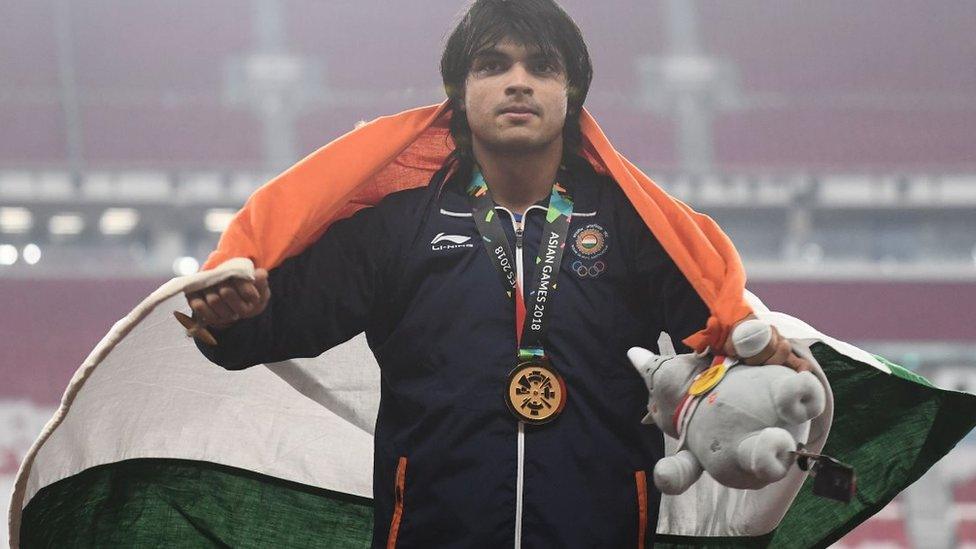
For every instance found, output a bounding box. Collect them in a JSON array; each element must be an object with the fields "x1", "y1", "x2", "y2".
[
  {"x1": 497, "y1": 205, "x2": 544, "y2": 549},
  {"x1": 513, "y1": 215, "x2": 526, "y2": 549}
]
